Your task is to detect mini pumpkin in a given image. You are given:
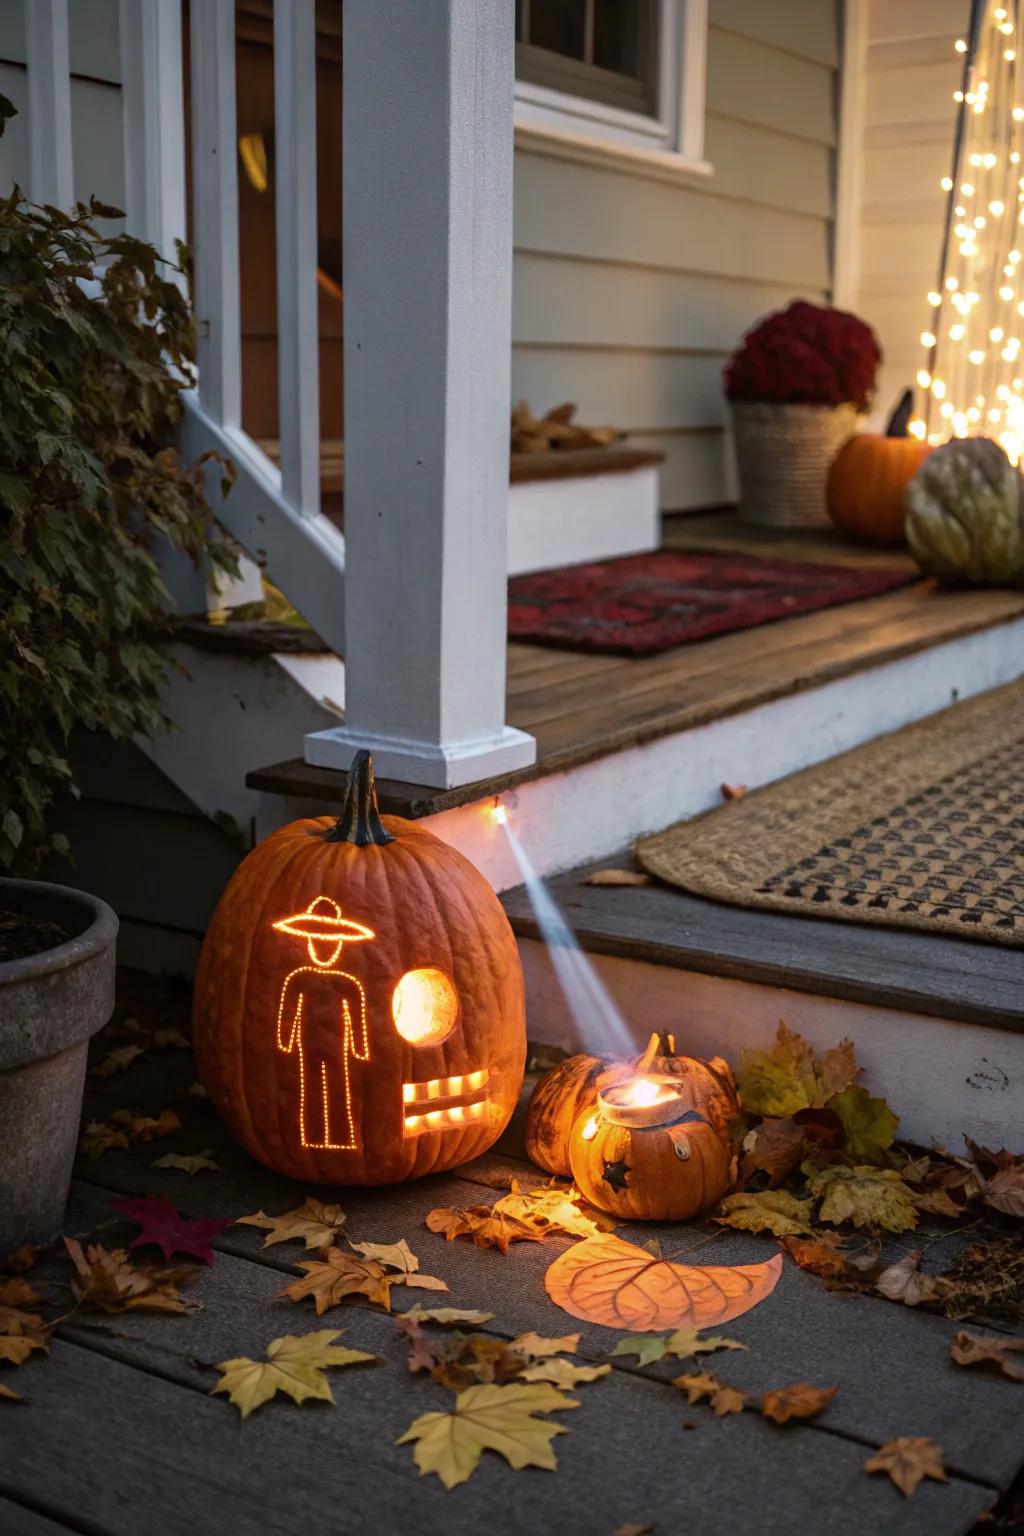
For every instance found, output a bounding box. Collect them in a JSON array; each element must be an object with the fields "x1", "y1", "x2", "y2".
[
  {"x1": 827, "y1": 433, "x2": 932, "y2": 544},
  {"x1": 193, "y1": 752, "x2": 526, "y2": 1185},
  {"x1": 525, "y1": 1031, "x2": 741, "y2": 1178},
  {"x1": 568, "y1": 1076, "x2": 736, "y2": 1222}
]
